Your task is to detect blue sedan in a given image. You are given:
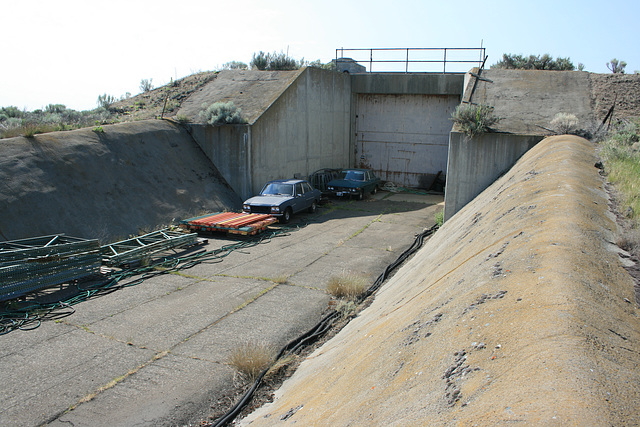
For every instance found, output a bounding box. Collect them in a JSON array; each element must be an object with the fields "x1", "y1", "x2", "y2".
[
  {"x1": 242, "y1": 179, "x2": 322, "y2": 223},
  {"x1": 327, "y1": 169, "x2": 381, "y2": 200}
]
